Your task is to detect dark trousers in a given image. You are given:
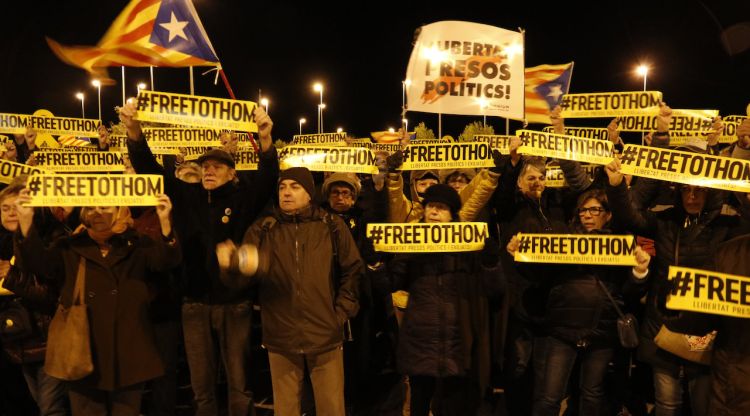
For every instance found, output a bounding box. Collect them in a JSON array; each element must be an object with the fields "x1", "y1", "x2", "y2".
[
  {"x1": 68, "y1": 383, "x2": 142, "y2": 416},
  {"x1": 21, "y1": 361, "x2": 68, "y2": 416},
  {"x1": 409, "y1": 375, "x2": 480, "y2": 416},
  {"x1": 532, "y1": 336, "x2": 614, "y2": 416},
  {"x1": 652, "y1": 366, "x2": 711, "y2": 416},
  {"x1": 147, "y1": 319, "x2": 181, "y2": 416},
  {"x1": 182, "y1": 300, "x2": 254, "y2": 416}
]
